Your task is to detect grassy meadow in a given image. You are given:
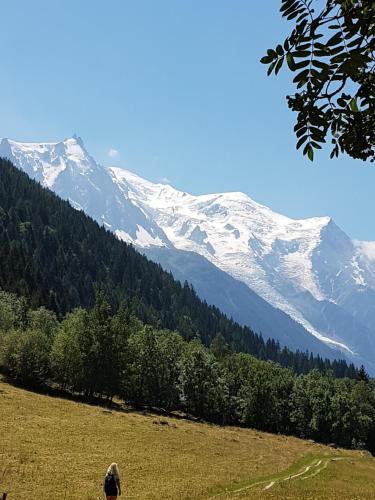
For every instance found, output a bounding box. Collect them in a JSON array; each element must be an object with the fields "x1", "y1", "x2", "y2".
[{"x1": 0, "y1": 379, "x2": 374, "y2": 499}]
